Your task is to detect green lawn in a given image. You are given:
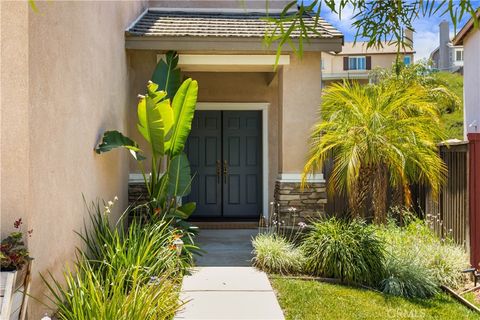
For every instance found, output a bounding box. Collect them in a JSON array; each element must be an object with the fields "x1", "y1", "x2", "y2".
[{"x1": 271, "y1": 278, "x2": 479, "y2": 320}]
